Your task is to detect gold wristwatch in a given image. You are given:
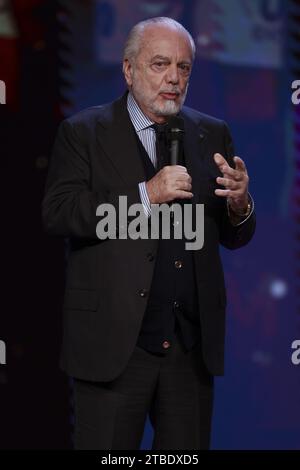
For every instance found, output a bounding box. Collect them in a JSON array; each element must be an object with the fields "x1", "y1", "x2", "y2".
[{"x1": 231, "y1": 200, "x2": 251, "y2": 217}]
